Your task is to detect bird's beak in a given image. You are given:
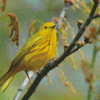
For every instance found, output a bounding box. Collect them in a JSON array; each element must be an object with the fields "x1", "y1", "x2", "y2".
[{"x1": 50, "y1": 25, "x2": 56, "y2": 29}]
